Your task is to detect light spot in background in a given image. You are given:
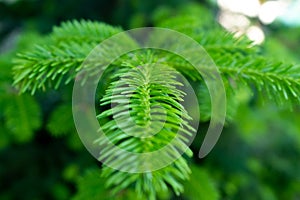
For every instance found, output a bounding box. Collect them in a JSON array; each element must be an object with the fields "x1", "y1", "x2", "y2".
[
  {"x1": 218, "y1": 11, "x2": 250, "y2": 32},
  {"x1": 218, "y1": 10, "x2": 265, "y2": 44},
  {"x1": 216, "y1": 0, "x2": 297, "y2": 43},
  {"x1": 217, "y1": 0, "x2": 261, "y2": 17},
  {"x1": 246, "y1": 26, "x2": 265, "y2": 45},
  {"x1": 259, "y1": 1, "x2": 289, "y2": 24},
  {"x1": 279, "y1": 0, "x2": 300, "y2": 26}
]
